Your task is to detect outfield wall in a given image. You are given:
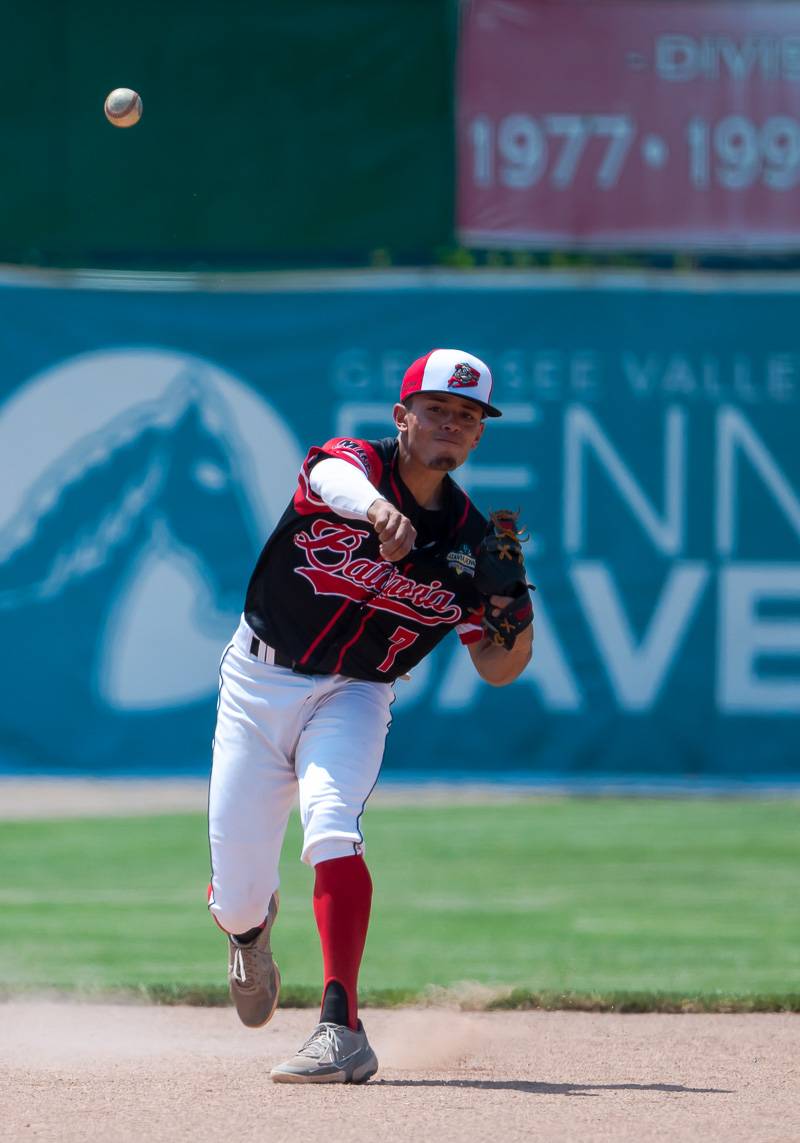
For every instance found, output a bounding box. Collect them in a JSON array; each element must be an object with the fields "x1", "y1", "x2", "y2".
[
  {"x1": 0, "y1": 2, "x2": 455, "y2": 268},
  {"x1": 0, "y1": 270, "x2": 797, "y2": 781}
]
